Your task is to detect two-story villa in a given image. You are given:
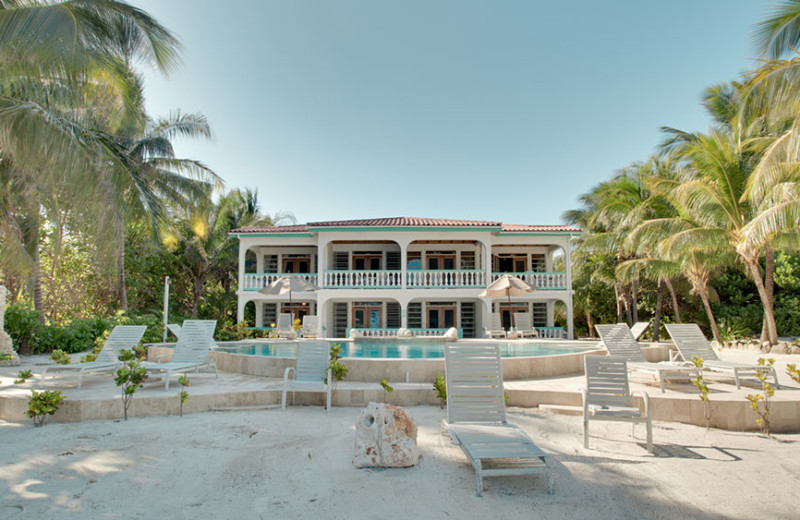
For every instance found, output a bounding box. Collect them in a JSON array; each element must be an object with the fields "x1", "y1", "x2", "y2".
[{"x1": 231, "y1": 217, "x2": 579, "y2": 339}]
